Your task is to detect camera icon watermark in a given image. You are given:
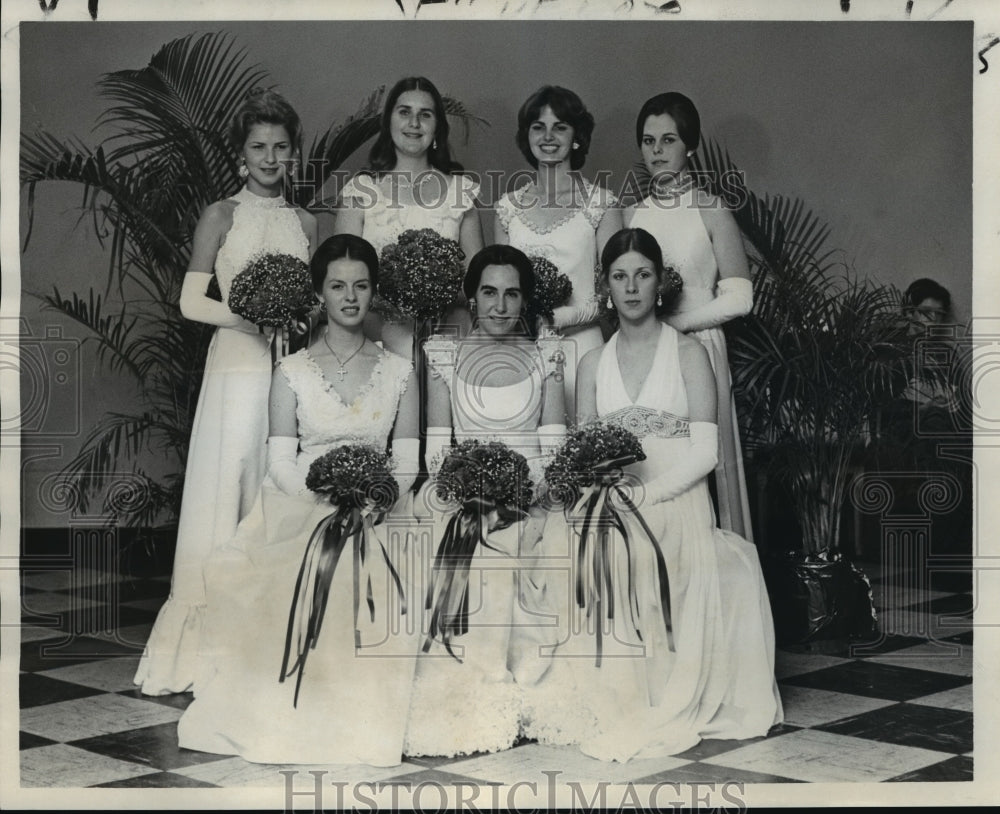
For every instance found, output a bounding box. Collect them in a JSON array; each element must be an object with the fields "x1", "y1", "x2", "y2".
[{"x1": 2, "y1": 318, "x2": 82, "y2": 437}]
